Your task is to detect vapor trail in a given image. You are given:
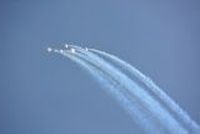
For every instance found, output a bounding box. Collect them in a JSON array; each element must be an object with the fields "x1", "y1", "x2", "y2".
[
  {"x1": 53, "y1": 49, "x2": 158, "y2": 133},
  {"x1": 71, "y1": 47, "x2": 187, "y2": 133},
  {"x1": 49, "y1": 45, "x2": 200, "y2": 134},
  {"x1": 89, "y1": 48, "x2": 200, "y2": 133}
]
